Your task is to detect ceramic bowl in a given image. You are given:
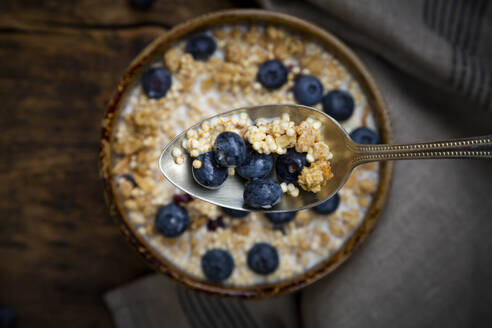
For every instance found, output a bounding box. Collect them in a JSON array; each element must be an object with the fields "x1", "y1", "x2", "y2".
[{"x1": 99, "y1": 9, "x2": 393, "y2": 298}]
